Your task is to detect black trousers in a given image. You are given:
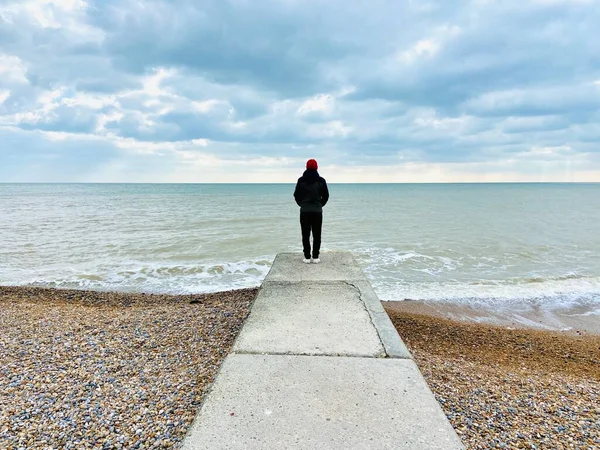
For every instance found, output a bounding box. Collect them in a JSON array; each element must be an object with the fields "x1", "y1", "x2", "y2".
[{"x1": 300, "y1": 212, "x2": 323, "y2": 259}]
